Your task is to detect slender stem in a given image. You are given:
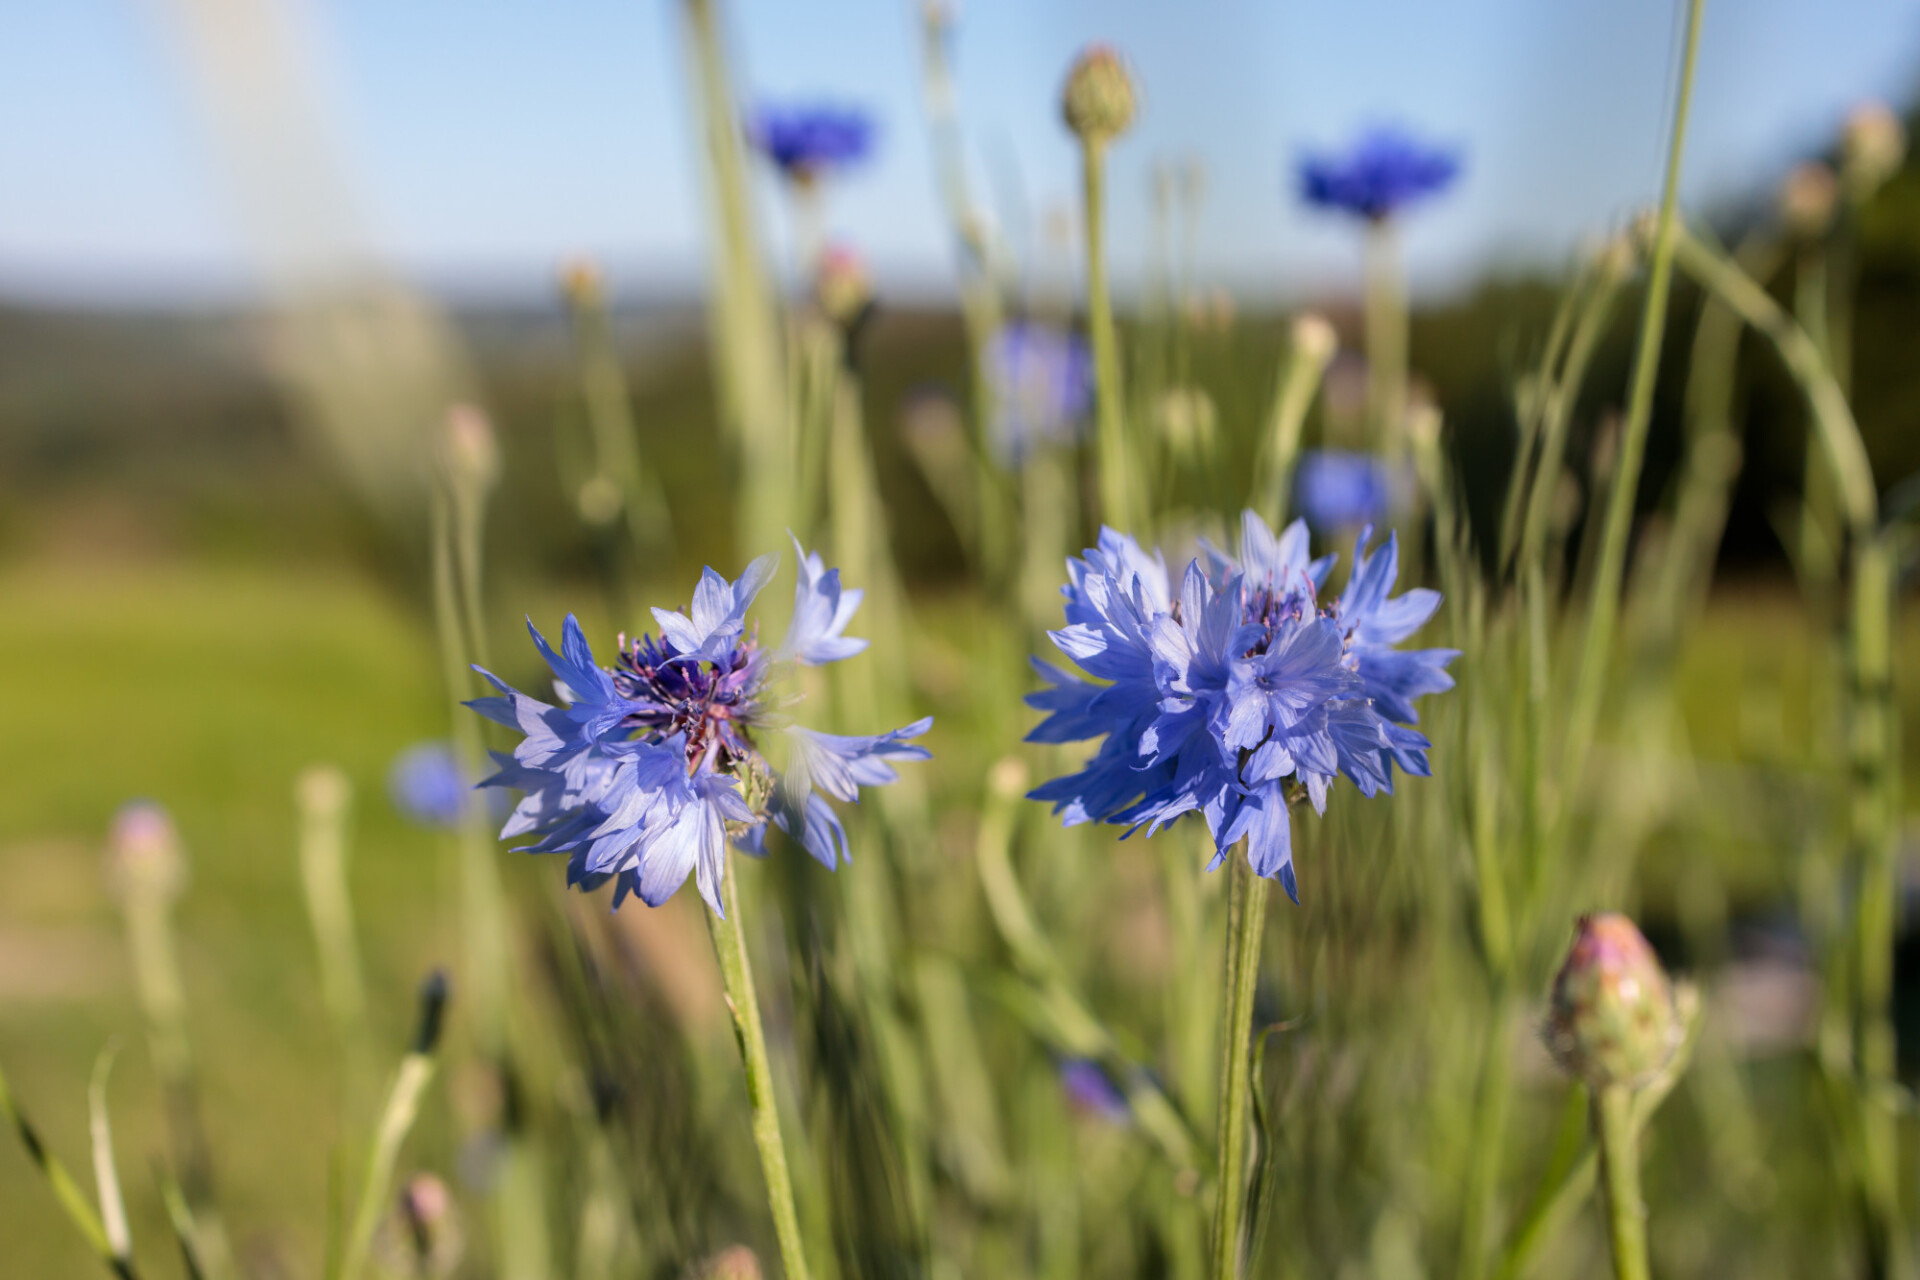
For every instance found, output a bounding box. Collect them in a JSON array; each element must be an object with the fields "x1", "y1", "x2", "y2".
[
  {"x1": 1563, "y1": 0, "x2": 1704, "y2": 786},
  {"x1": 1082, "y1": 139, "x2": 1133, "y2": 530},
  {"x1": 707, "y1": 856, "x2": 812, "y2": 1280},
  {"x1": 1594, "y1": 1085, "x2": 1650, "y2": 1280},
  {"x1": 1362, "y1": 217, "x2": 1408, "y2": 453},
  {"x1": 1211, "y1": 855, "x2": 1271, "y2": 1280},
  {"x1": 0, "y1": 1057, "x2": 138, "y2": 1279}
]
